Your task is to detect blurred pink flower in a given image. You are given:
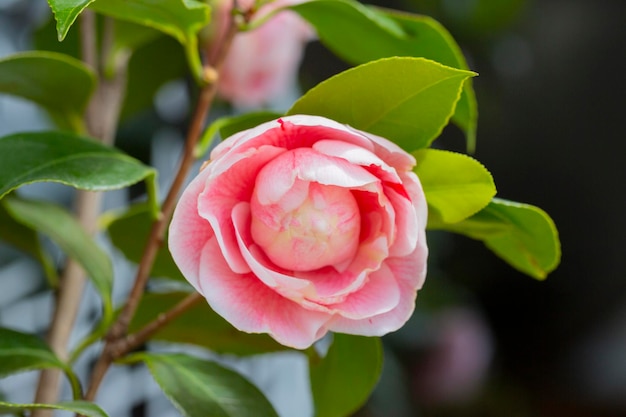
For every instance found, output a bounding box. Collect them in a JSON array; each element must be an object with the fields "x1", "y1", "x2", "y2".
[
  {"x1": 210, "y1": 0, "x2": 314, "y2": 108},
  {"x1": 168, "y1": 115, "x2": 429, "y2": 348},
  {"x1": 412, "y1": 308, "x2": 493, "y2": 404}
]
